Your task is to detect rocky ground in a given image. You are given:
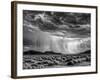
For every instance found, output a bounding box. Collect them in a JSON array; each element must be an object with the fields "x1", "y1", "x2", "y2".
[{"x1": 23, "y1": 51, "x2": 91, "y2": 69}]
